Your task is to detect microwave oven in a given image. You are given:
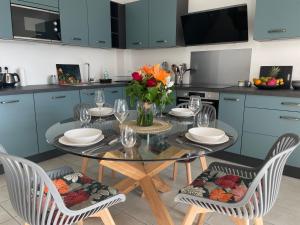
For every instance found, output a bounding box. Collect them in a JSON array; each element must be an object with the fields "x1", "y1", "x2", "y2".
[{"x1": 11, "y1": 4, "x2": 61, "y2": 42}]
